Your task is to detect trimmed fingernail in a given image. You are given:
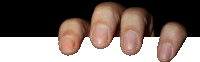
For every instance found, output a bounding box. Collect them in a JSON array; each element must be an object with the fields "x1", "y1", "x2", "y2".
[
  {"x1": 159, "y1": 43, "x2": 173, "y2": 61},
  {"x1": 61, "y1": 36, "x2": 75, "y2": 51},
  {"x1": 123, "y1": 30, "x2": 139, "y2": 51},
  {"x1": 92, "y1": 24, "x2": 108, "y2": 46}
]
